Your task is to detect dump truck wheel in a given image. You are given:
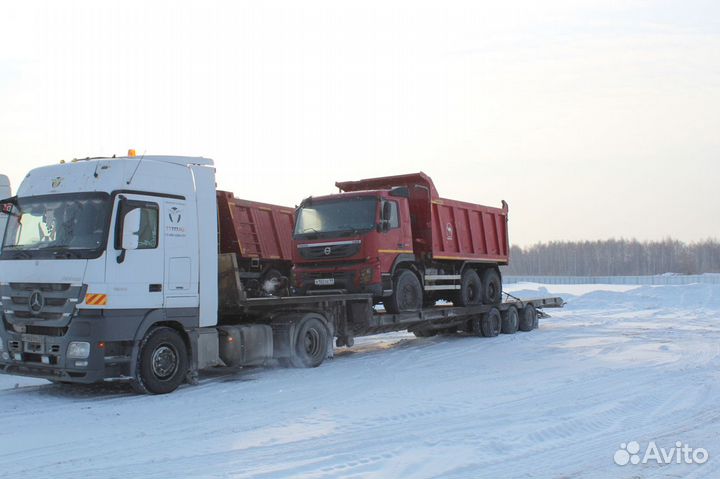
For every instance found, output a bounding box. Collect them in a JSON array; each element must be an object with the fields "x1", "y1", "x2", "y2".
[
  {"x1": 385, "y1": 270, "x2": 423, "y2": 314},
  {"x1": 481, "y1": 268, "x2": 502, "y2": 304},
  {"x1": 260, "y1": 268, "x2": 283, "y2": 295},
  {"x1": 481, "y1": 308, "x2": 501, "y2": 337},
  {"x1": 132, "y1": 327, "x2": 188, "y2": 395},
  {"x1": 454, "y1": 269, "x2": 482, "y2": 306},
  {"x1": 519, "y1": 304, "x2": 536, "y2": 332},
  {"x1": 501, "y1": 306, "x2": 519, "y2": 334},
  {"x1": 288, "y1": 316, "x2": 329, "y2": 368}
]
